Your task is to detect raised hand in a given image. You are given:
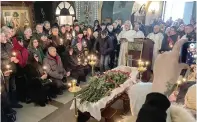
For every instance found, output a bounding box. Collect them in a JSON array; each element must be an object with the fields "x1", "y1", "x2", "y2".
[{"x1": 152, "y1": 39, "x2": 189, "y2": 97}]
